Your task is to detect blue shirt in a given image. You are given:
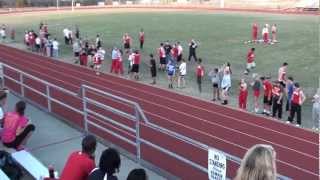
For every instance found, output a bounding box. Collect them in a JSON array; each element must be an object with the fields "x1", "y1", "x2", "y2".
[{"x1": 287, "y1": 83, "x2": 294, "y2": 100}]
